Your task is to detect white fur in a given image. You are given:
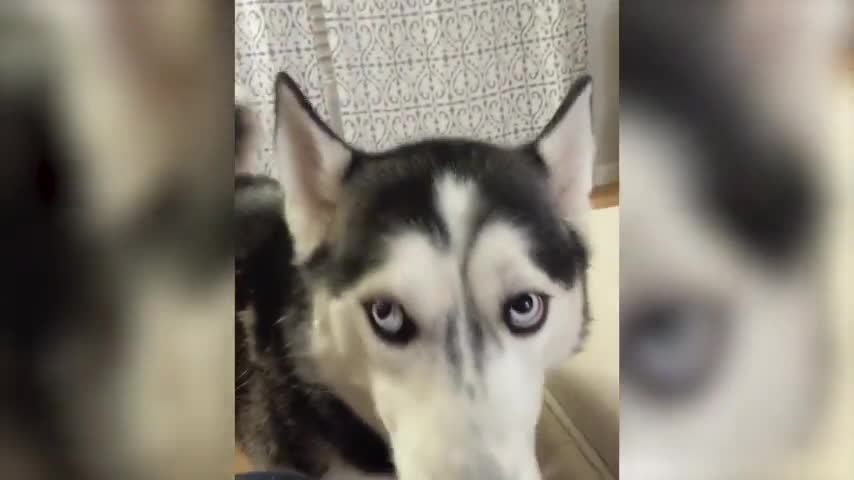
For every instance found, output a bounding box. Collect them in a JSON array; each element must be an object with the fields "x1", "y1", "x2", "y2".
[
  {"x1": 311, "y1": 177, "x2": 587, "y2": 480},
  {"x1": 467, "y1": 222, "x2": 587, "y2": 368},
  {"x1": 278, "y1": 77, "x2": 596, "y2": 480},
  {"x1": 435, "y1": 175, "x2": 477, "y2": 257},
  {"x1": 620, "y1": 106, "x2": 825, "y2": 480}
]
